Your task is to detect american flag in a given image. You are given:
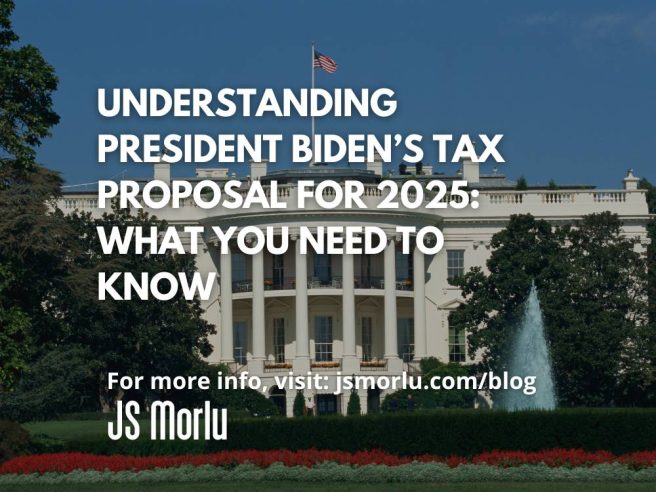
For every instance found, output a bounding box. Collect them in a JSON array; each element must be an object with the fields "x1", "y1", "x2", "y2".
[{"x1": 314, "y1": 51, "x2": 337, "y2": 73}]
